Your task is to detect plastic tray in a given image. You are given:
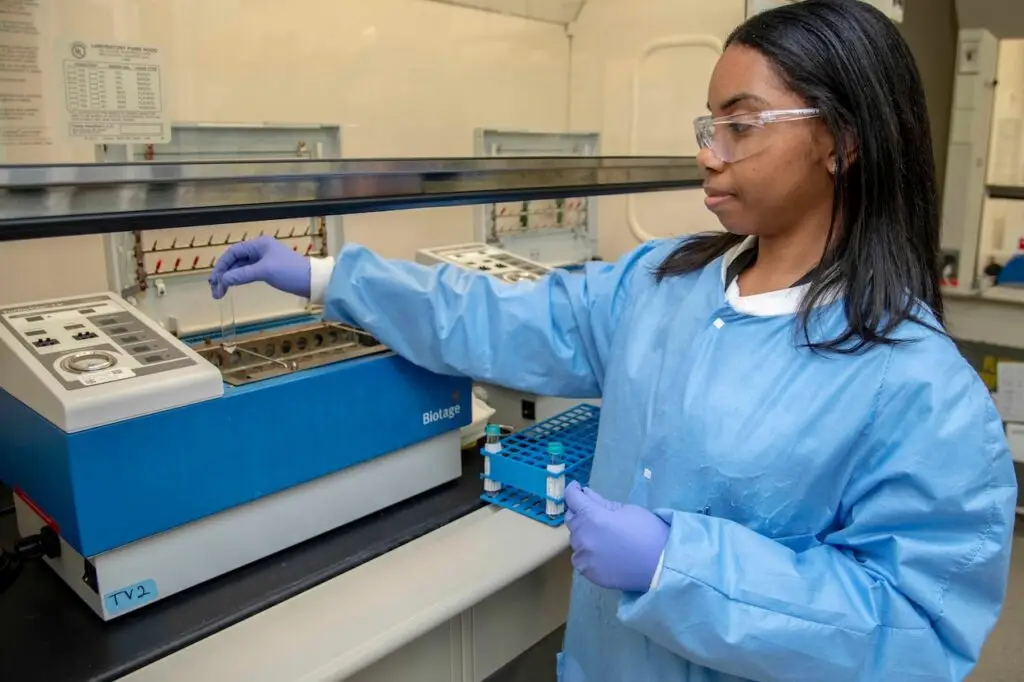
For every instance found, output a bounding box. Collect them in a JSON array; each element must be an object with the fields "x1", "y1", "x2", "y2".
[{"x1": 479, "y1": 404, "x2": 599, "y2": 526}]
